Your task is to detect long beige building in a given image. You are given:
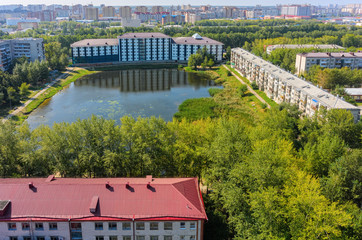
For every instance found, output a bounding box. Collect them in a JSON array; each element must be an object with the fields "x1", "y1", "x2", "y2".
[
  {"x1": 84, "y1": 6, "x2": 99, "y2": 20},
  {"x1": 266, "y1": 44, "x2": 344, "y2": 55},
  {"x1": 119, "y1": 6, "x2": 131, "y2": 19},
  {"x1": 295, "y1": 51, "x2": 362, "y2": 74},
  {"x1": 102, "y1": 6, "x2": 116, "y2": 17},
  {"x1": 231, "y1": 48, "x2": 361, "y2": 121}
]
